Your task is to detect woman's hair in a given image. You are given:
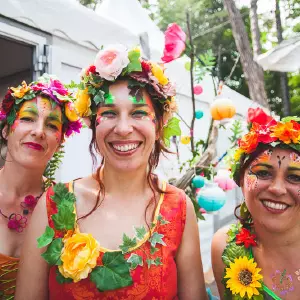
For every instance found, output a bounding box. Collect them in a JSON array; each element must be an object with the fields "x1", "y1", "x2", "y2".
[{"x1": 79, "y1": 81, "x2": 172, "y2": 229}]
